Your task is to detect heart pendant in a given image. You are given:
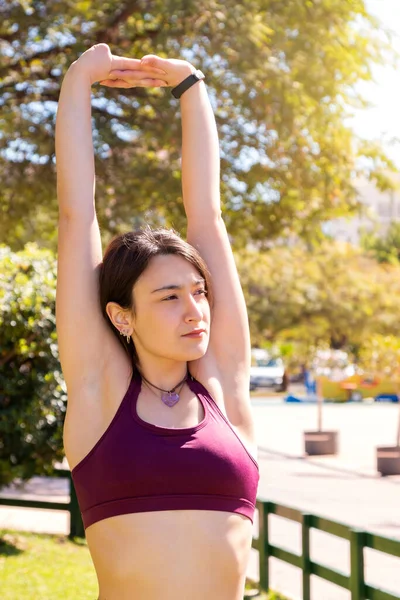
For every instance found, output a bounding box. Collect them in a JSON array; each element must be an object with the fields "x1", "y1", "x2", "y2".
[{"x1": 161, "y1": 392, "x2": 180, "y2": 408}]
